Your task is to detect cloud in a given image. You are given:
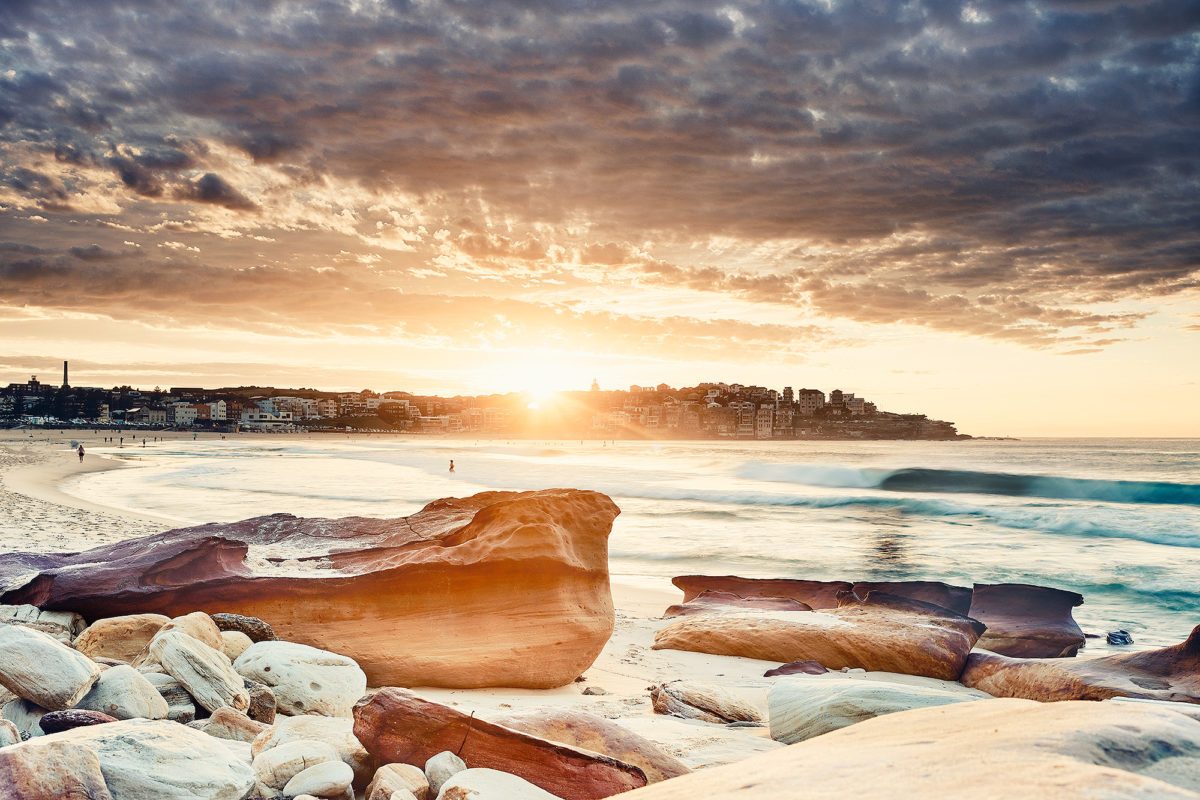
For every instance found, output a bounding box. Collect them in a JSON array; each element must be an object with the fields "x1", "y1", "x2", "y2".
[{"x1": 0, "y1": 0, "x2": 1196, "y2": 351}]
